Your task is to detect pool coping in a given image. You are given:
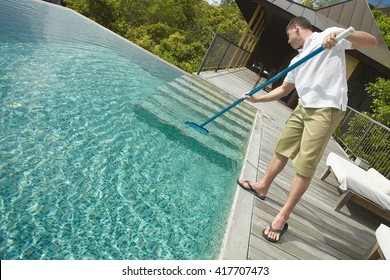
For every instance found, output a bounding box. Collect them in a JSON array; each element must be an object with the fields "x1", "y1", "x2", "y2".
[{"x1": 218, "y1": 111, "x2": 263, "y2": 260}]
